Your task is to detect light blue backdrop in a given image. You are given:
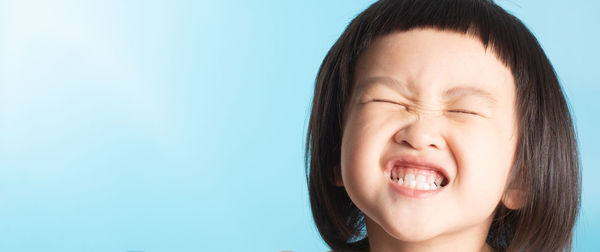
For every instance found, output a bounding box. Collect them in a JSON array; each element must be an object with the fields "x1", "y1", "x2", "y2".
[{"x1": 0, "y1": 0, "x2": 597, "y2": 251}]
